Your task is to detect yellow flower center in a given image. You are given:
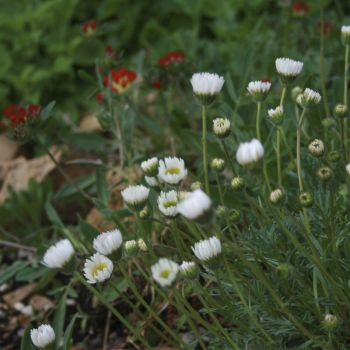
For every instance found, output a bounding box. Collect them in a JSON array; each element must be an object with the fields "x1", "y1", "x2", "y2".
[
  {"x1": 160, "y1": 269, "x2": 171, "y2": 278},
  {"x1": 165, "y1": 167, "x2": 180, "y2": 175},
  {"x1": 163, "y1": 200, "x2": 177, "y2": 208},
  {"x1": 92, "y1": 263, "x2": 107, "y2": 277}
]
